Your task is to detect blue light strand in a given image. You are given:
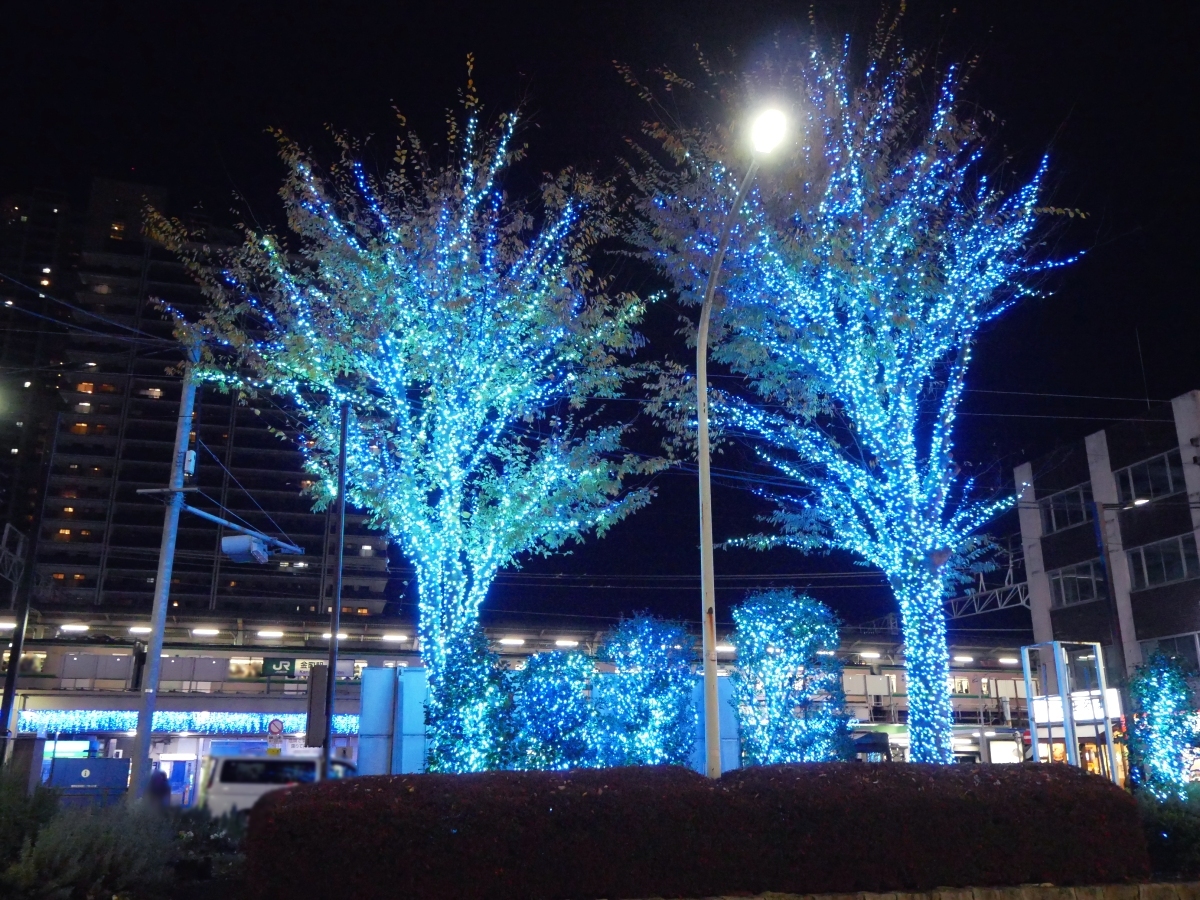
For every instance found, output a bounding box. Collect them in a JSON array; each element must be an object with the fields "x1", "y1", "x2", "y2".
[
  {"x1": 18, "y1": 710, "x2": 358, "y2": 736},
  {"x1": 1130, "y1": 650, "x2": 1196, "y2": 801},
  {"x1": 632, "y1": 40, "x2": 1064, "y2": 763},
  {"x1": 729, "y1": 589, "x2": 854, "y2": 764}
]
